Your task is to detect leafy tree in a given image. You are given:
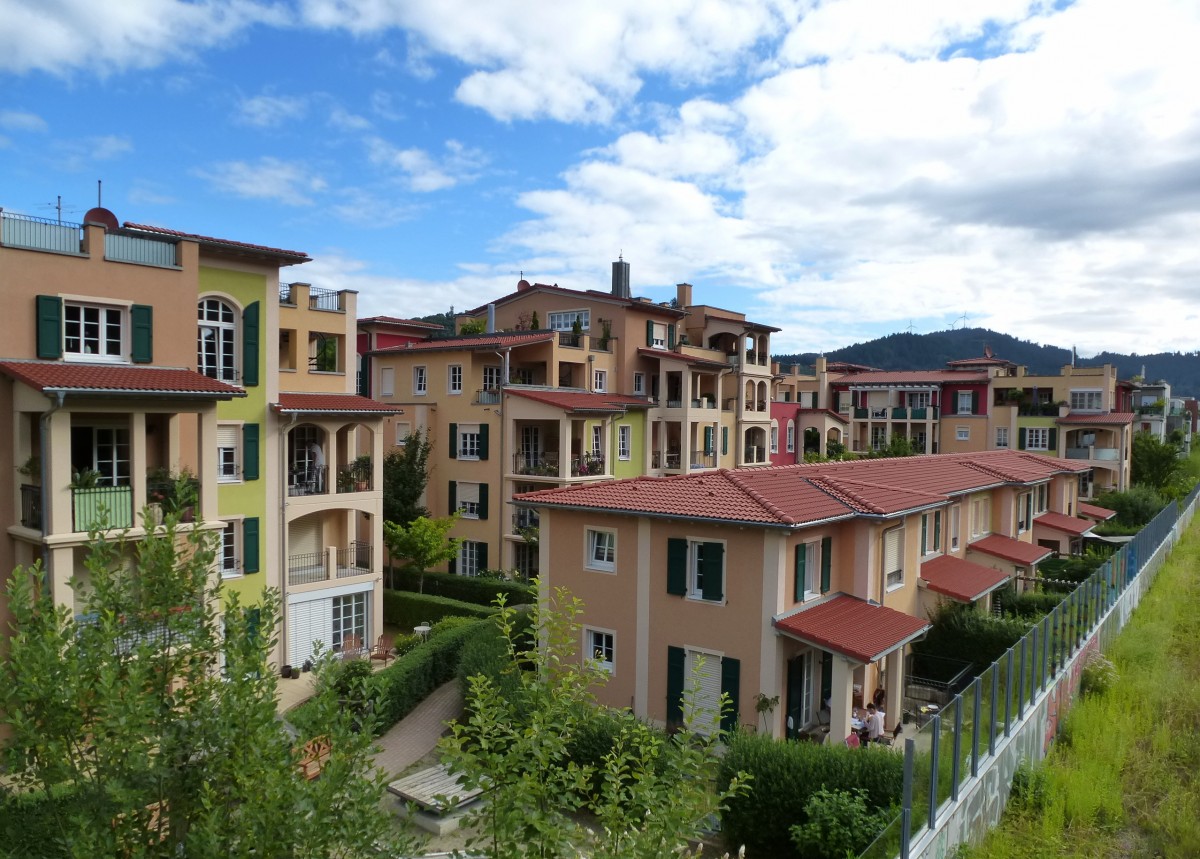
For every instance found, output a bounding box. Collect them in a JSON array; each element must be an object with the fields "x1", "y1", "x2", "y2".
[
  {"x1": 1094, "y1": 485, "x2": 1169, "y2": 529},
  {"x1": 790, "y1": 788, "x2": 896, "y2": 859},
  {"x1": 459, "y1": 319, "x2": 487, "y2": 335},
  {"x1": 1131, "y1": 431, "x2": 1188, "y2": 497},
  {"x1": 382, "y1": 427, "x2": 432, "y2": 526},
  {"x1": 382, "y1": 514, "x2": 461, "y2": 594},
  {"x1": 0, "y1": 501, "x2": 409, "y2": 859},
  {"x1": 441, "y1": 589, "x2": 749, "y2": 859}
]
